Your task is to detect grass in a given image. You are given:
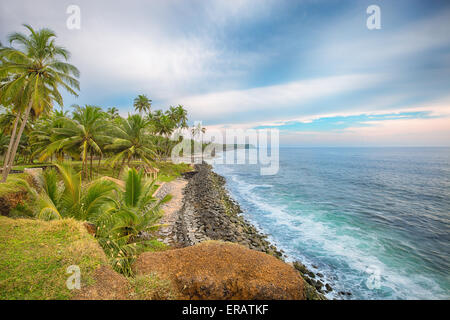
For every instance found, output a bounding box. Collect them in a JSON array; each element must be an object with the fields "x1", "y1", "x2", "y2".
[
  {"x1": 12, "y1": 163, "x2": 55, "y2": 171},
  {"x1": 154, "y1": 162, "x2": 192, "y2": 182},
  {"x1": 0, "y1": 160, "x2": 182, "y2": 300},
  {"x1": 128, "y1": 273, "x2": 176, "y2": 300},
  {"x1": 0, "y1": 216, "x2": 109, "y2": 300},
  {"x1": 6, "y1": 159, "x2": 192, "y2": 182},
  {"x1": 0, "y1": 173, "x2": 28, "y2": 197}
]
